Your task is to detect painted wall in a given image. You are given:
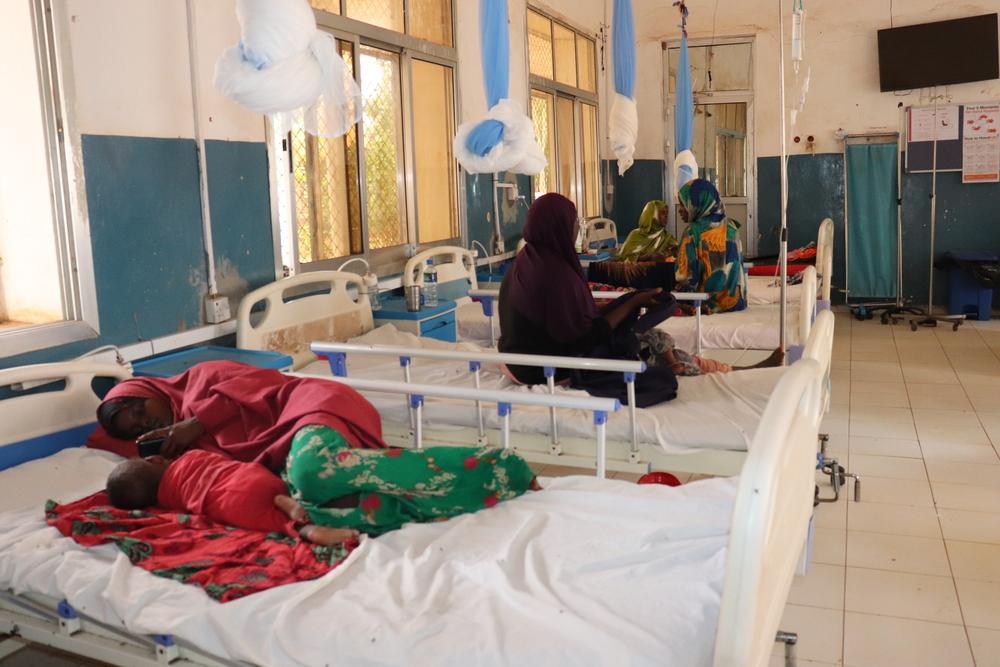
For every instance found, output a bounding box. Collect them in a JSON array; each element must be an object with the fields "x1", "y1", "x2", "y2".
[{"x1": 1, "y1": 0, "x2": 275, "y2": 369}]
